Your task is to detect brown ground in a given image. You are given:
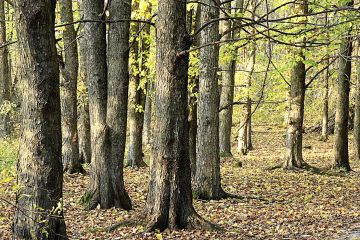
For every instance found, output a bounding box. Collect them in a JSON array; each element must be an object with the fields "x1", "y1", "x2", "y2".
[{"x1": 1, "y1": 126, "x2": 360, "y2": 239}]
